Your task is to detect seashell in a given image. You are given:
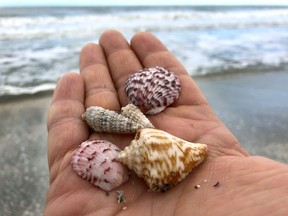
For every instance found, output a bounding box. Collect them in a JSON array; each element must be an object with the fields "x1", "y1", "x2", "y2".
[
  {"x1": 82, "y1": 106, "x2": 145, "y2": 134},
  {"x1": 124, "y1": 66, "x2": 181, "y2": 115},
  {"x1": 116, "y1": 128, "x2": 207, "y2": 192},
  {"x1": 71, "y1": 140, "x2": 129, "y2": 192},
  {"x1": 121, "y1": 103, "x2": 154, "y2": 129}
]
